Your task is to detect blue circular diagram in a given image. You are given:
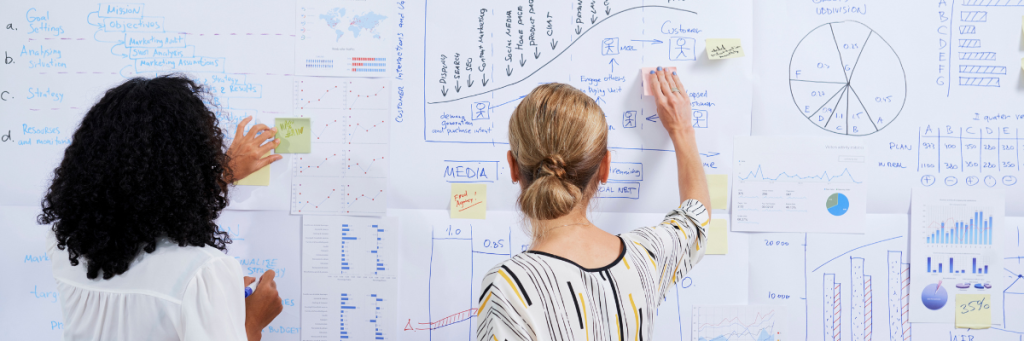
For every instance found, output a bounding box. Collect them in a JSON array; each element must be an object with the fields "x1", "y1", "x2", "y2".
[
  {"x1": 921, "y1": 283, "x2": 948, "y2": 310},
  {"x1": 826, "y1": 193, "x2": 849, "y2": 216}
]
